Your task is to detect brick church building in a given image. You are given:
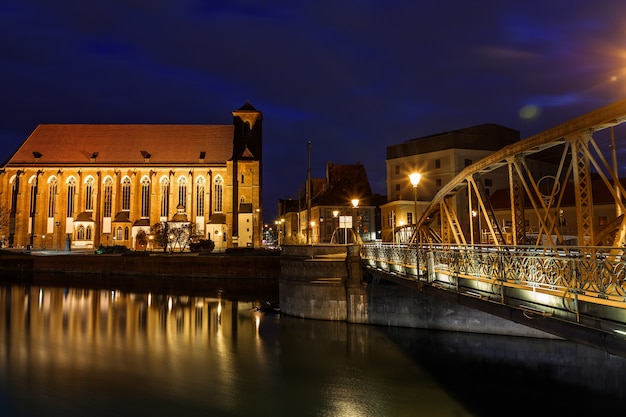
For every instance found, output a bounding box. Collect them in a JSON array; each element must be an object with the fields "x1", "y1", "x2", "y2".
[{"x1": 0, "y1": 102, "x2": 262, "y2": 252}]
